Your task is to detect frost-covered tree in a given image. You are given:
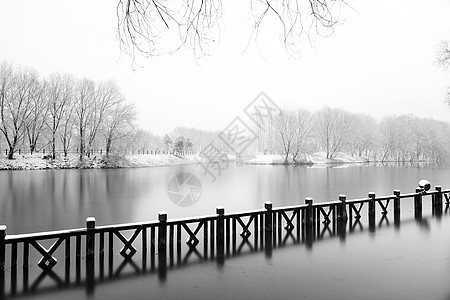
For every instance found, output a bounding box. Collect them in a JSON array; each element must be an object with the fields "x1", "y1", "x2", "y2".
[
  {"x1": 172, "y1": 136, "x2": 186, "y2": 156},
  {"x1": 0, "y1": 62, "x2": 38, "y2": 159},
  {"x1": 163, "y1": 134, "x2": 172, "y2": 152},
  {"x1": 314, "y1": 107, "x2": 354, "y2": 159},
  {"x1": 273, "y1": 108, "x2": 313, "y2": 163}
]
